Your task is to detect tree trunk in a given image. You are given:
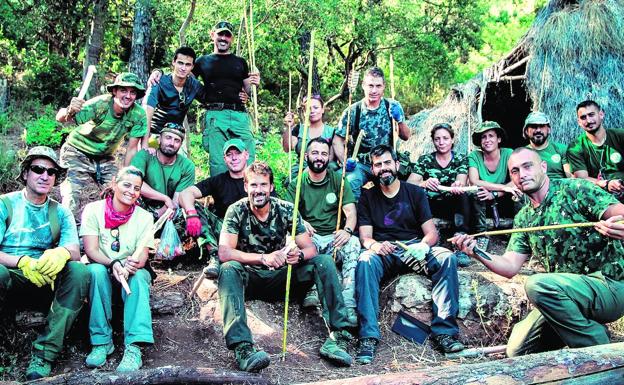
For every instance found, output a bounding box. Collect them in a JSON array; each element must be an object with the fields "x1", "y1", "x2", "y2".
[
  {"x1": 82, "y1": 0, "x2": 108, "y2": 98},
  {"x1": 0, "y1": 77, "x2": 8, "y2": 113},
  {"x1": 178, "y1": 0, "x2": 196, "y2": 47},
  {"x1": 128, "y1": 0, "x2": 152, "y2": 86},
  {"x1": 299, "y1": 342, "x2": 624, "y2": 385},
  {"x1": 297, "y1": 30, "x2": 320, "y2": 101}
]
